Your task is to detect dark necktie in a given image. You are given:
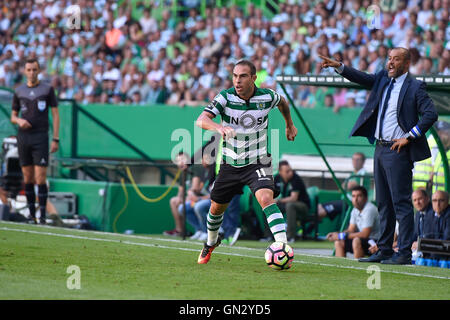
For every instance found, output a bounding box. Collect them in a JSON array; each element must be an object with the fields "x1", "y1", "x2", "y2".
[
  {"x1": 419, "y1": 213, "x2": 424, "y2": 237},
  {"x1": 378, "y1": 78, "x2": 396, "y2": 140},
  {"x1": 437, "y1": 215, "x2": 443, "y2": 236}
]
